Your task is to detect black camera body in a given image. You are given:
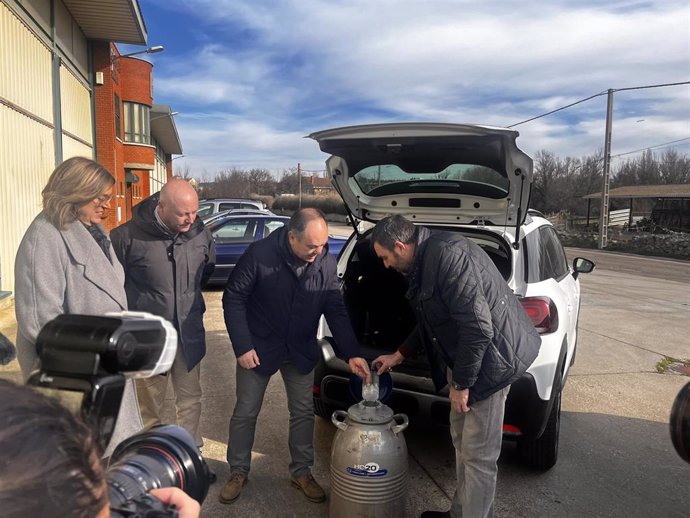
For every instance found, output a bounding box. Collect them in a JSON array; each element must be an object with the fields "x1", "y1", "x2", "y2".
[{"x1": 27, "y1": 312, "x2": 209, "y2": 518}]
